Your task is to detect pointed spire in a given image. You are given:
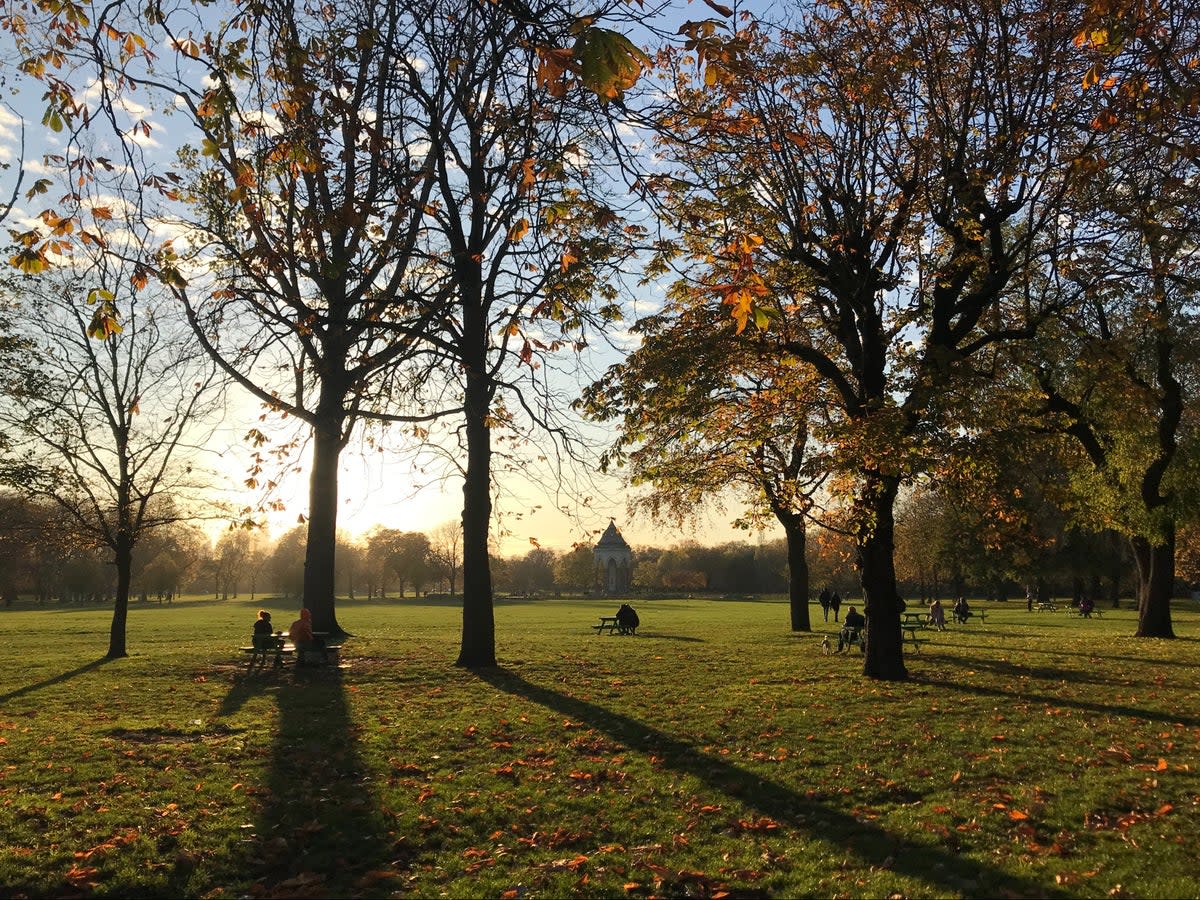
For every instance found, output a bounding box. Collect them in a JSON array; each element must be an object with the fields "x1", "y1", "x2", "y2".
[{"x1": 596, "y1": 518, "x2": 630, "y2": 550}]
